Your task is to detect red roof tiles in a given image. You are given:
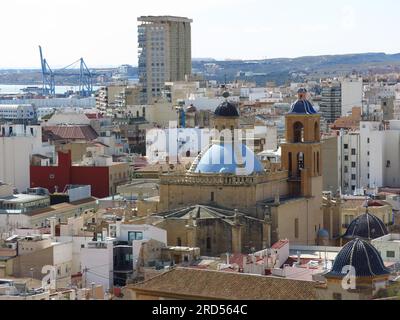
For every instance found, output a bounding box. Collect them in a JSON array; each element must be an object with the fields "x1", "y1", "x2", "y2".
[{"x1": 43, "y1": 125, "x2": 98, "y2": 141}]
